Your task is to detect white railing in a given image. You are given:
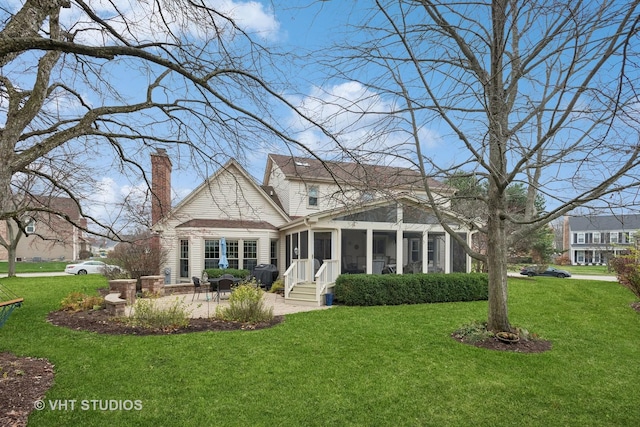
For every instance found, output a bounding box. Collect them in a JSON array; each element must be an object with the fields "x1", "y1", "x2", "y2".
[
  {"x1": 283, "y1": 259, "x2": 309, "y2": 299},
  {"x1": 315, "y1": 259, "x2": 339, "y2": 302},
  {"x1": 284, "y1": 259, "x2": 339, "y2": 303}
]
